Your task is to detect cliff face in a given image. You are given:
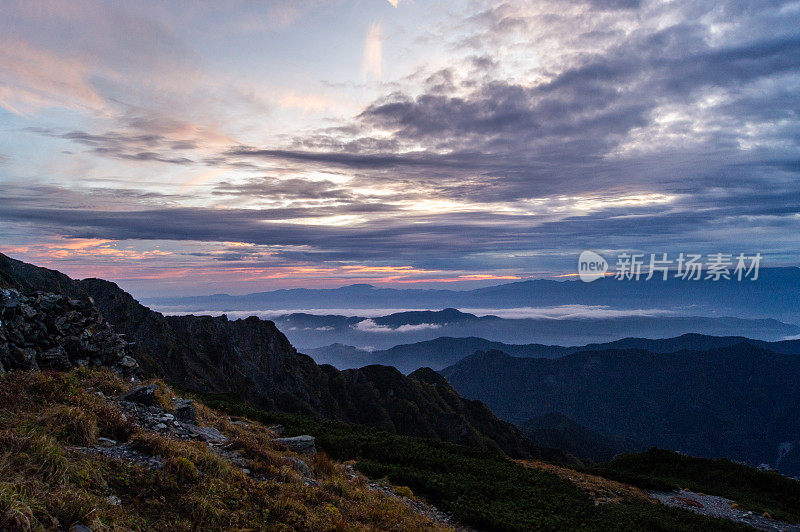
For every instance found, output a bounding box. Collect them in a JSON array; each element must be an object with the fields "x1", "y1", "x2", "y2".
[{"x1": 0, "y1": 253, "x2": 547, "y2": 458}]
